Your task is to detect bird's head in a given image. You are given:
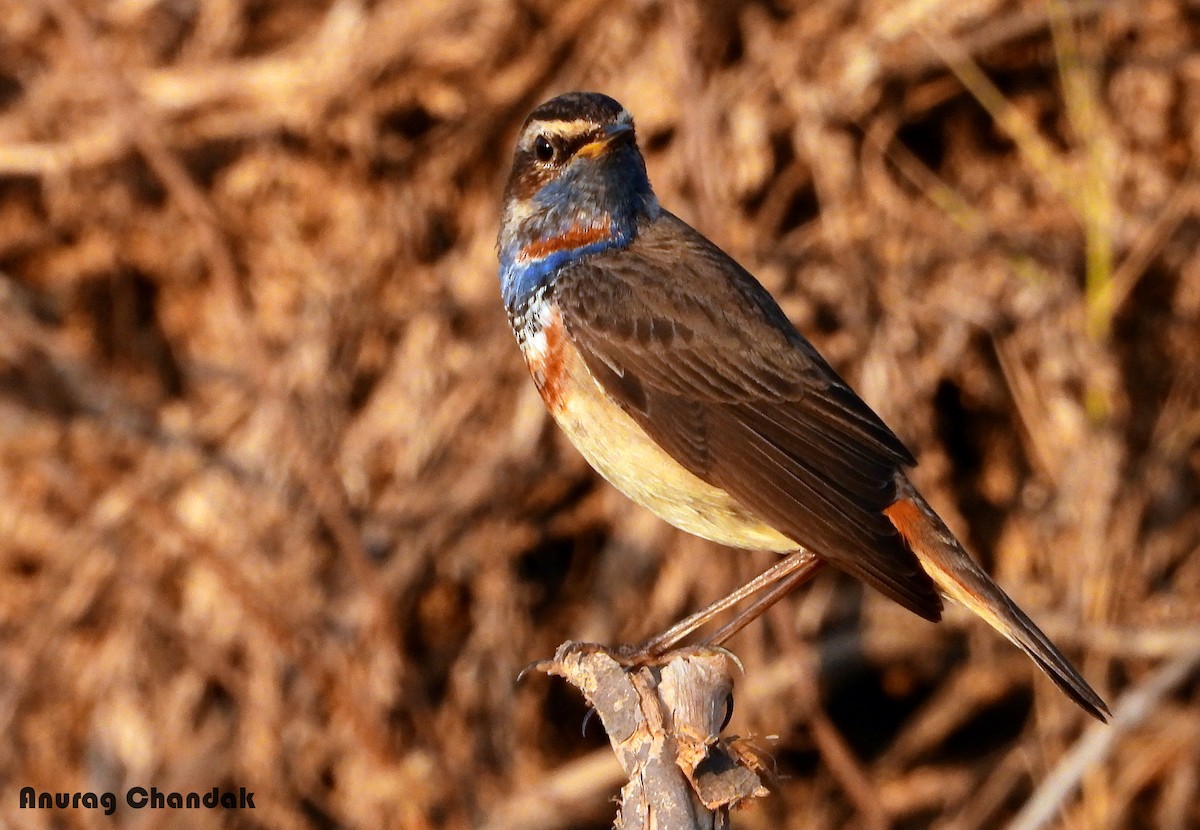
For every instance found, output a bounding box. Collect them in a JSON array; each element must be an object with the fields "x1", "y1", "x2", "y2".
[{"x1": 497, "y1": 92, "x2": 658, "y2": 307}]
